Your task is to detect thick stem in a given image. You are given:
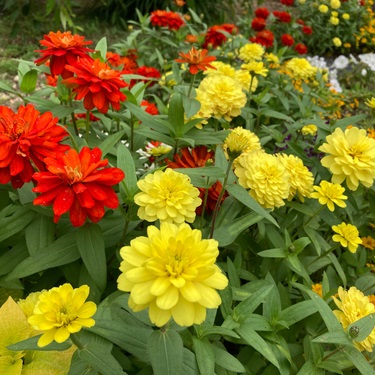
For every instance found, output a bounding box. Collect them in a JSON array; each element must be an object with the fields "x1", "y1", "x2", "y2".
[
  {"x1": 70, "y1": 112, "x2": 79, "y2": 136},
  {"x1": 85, "y1": 109, "x2": 90, "y2": 143},
  {"x1": 70, "y1": 333, "x2": 85, "y2": 350},
  {"x1": 187, "y1": 74, "x2": 196, "y2": 98}
]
